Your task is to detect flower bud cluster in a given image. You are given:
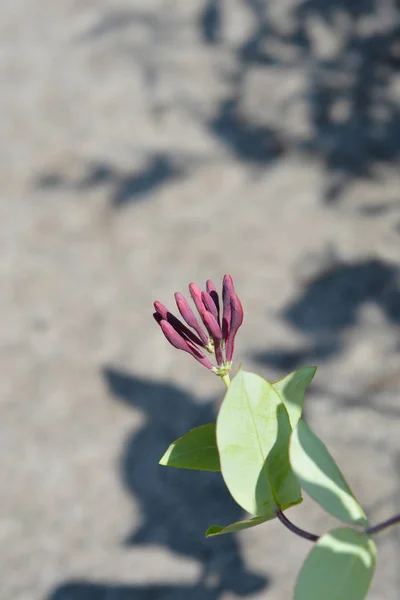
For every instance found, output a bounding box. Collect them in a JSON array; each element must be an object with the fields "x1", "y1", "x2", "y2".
[{"x1": 153, "y1": 275, "x2": 243, "y2": 376}]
